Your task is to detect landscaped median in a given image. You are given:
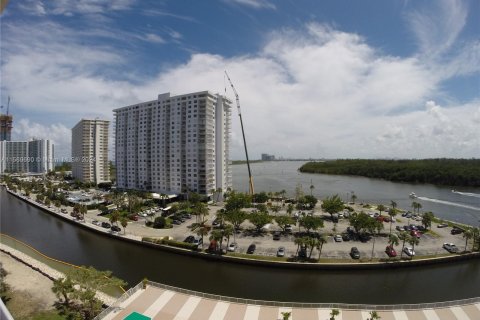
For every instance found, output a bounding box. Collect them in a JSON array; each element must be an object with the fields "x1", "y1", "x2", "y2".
[{"x1": 140, "y1": 235, "x2": 480, "y2": 270}]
